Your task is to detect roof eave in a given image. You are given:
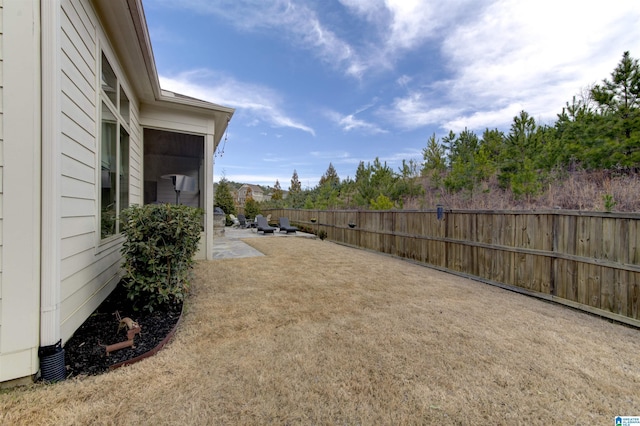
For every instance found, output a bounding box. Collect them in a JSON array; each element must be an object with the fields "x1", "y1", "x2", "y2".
[{"x1": 92, "y1": 0, "x2": 235, "y2": 142}]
